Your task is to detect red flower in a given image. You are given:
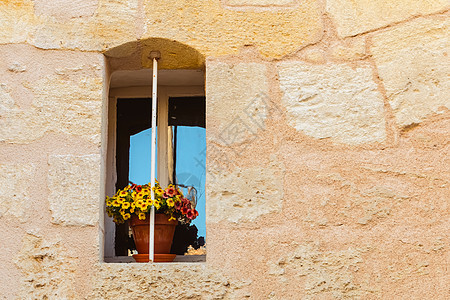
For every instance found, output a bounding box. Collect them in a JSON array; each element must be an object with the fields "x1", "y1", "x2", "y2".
[
  {"x1": 181, "y1": 207, "x2": 188, "y2": 215},
  {"x1": 186, "y1": 209, "x2": 194, "y2": 220},
  {"x1": 165, "y1": 186, "x2": 176, "y2": 197},
  {"x1": 136, "y1": 185, "x2": 142, "y2": 192},
  {"x1": 174, "y1": 201, "x2": 181, "y2": 210}
]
